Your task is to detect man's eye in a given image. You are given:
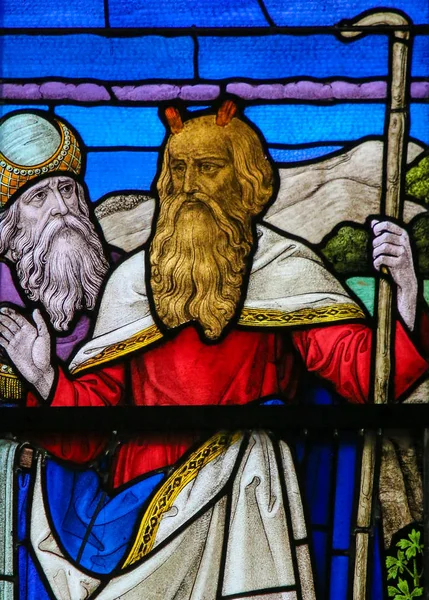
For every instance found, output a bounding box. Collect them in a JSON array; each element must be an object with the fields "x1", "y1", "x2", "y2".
[
  {"x1": 200, "y1": 163, "x2": 218, "y2": 173},
  {"x1": 172, "y1": 164, "x2": 185, "y2": 174},
  {"x1": 59, "y1": 184, "x2": 74, "y2": 198},
  {"x1": 31, "y1": 191, "x2": 47, "y2": 203}
]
